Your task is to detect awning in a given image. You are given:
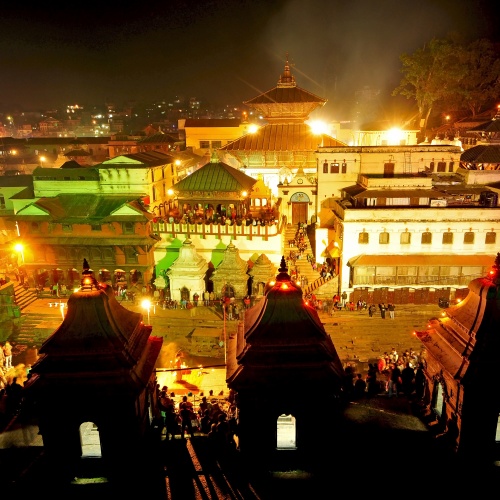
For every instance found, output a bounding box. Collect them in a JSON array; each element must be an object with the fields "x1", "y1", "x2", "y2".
[
  {"x1": 99, "y1": 268, "x2": 110, "y2": 272},
  {"x1": 348, "y1": 254, "x2": 495, "y2": 267}
]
